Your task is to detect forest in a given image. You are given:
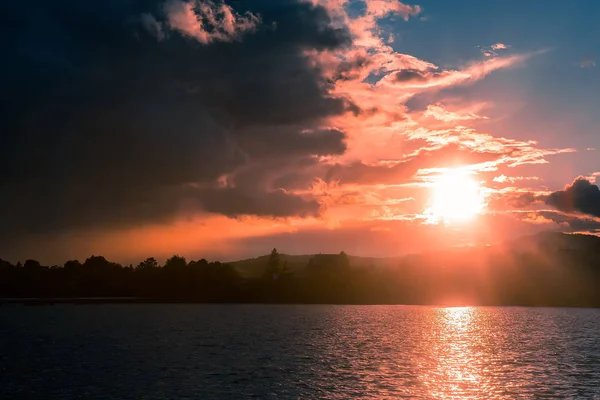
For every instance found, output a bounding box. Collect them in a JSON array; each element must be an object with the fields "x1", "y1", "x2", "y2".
[{"x1": 2, "y1": 232, "x2": 600, "y2": 307}]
